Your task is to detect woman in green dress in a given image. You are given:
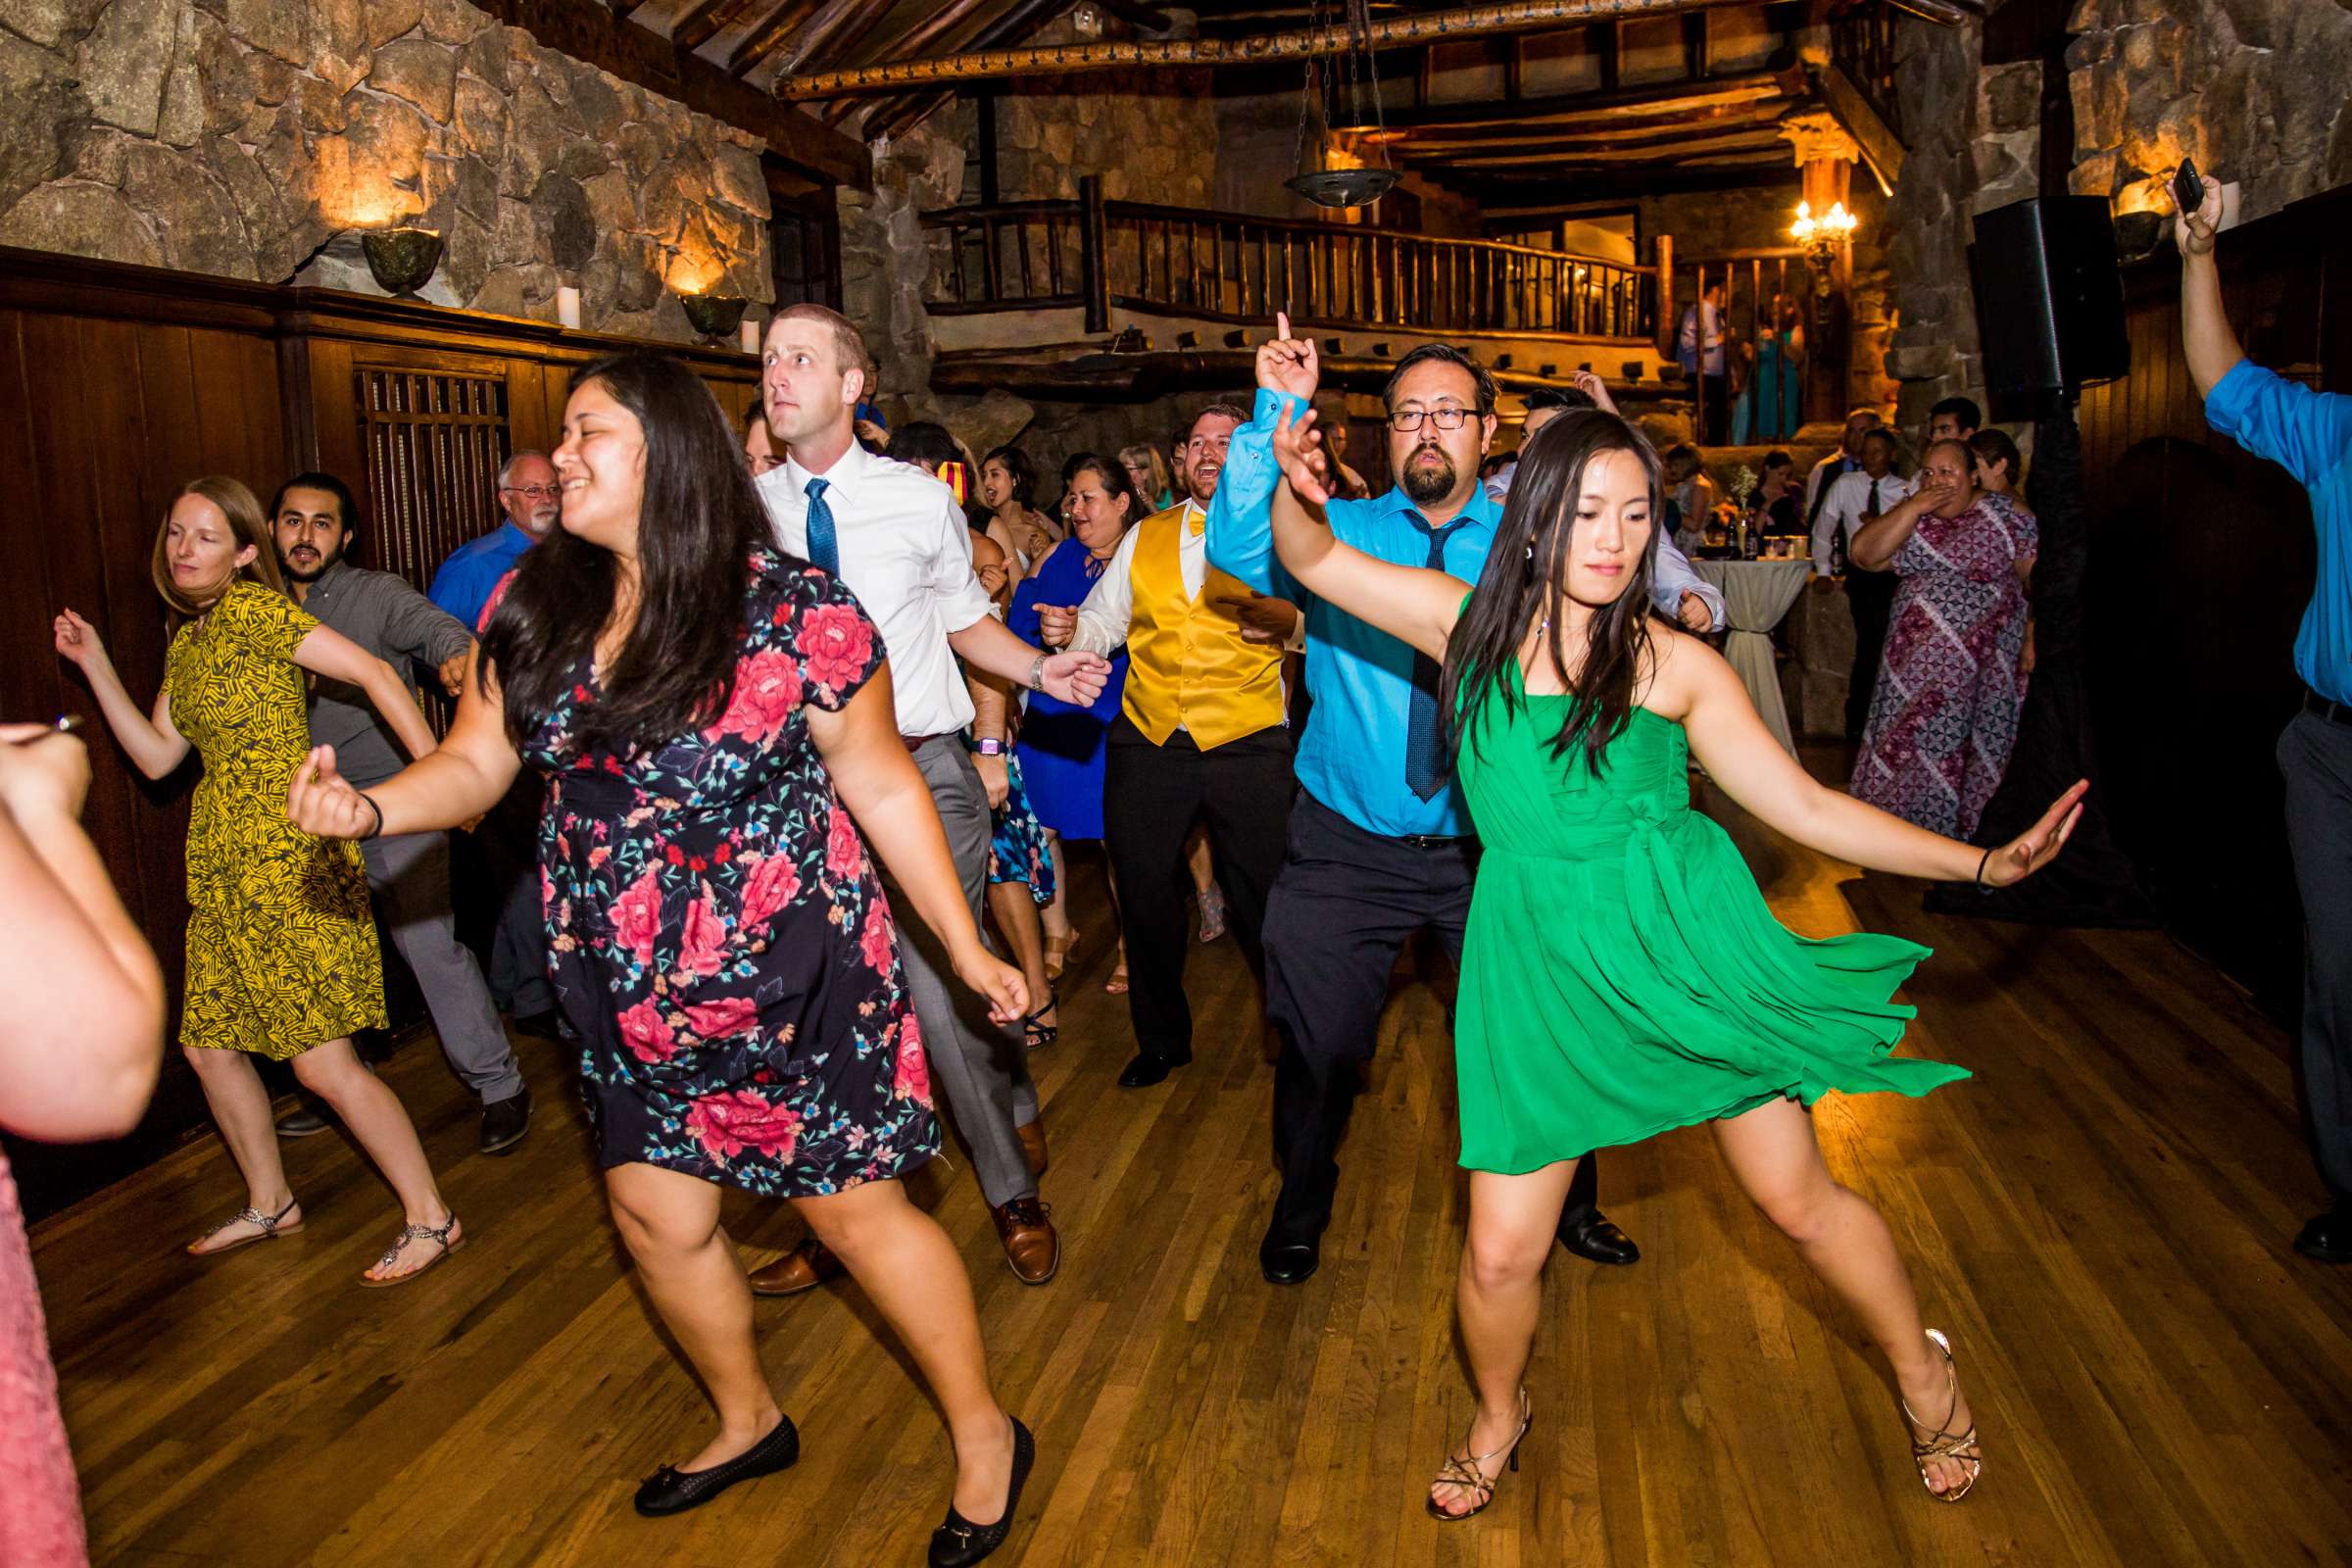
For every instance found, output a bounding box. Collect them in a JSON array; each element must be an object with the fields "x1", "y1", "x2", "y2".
[
  {"x1": 1263, "y1": 406, "x2": 2085, "y2": 1519},
  {"x1": 55, "y1": 476, "x2": 463, "y2": 1285}
]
